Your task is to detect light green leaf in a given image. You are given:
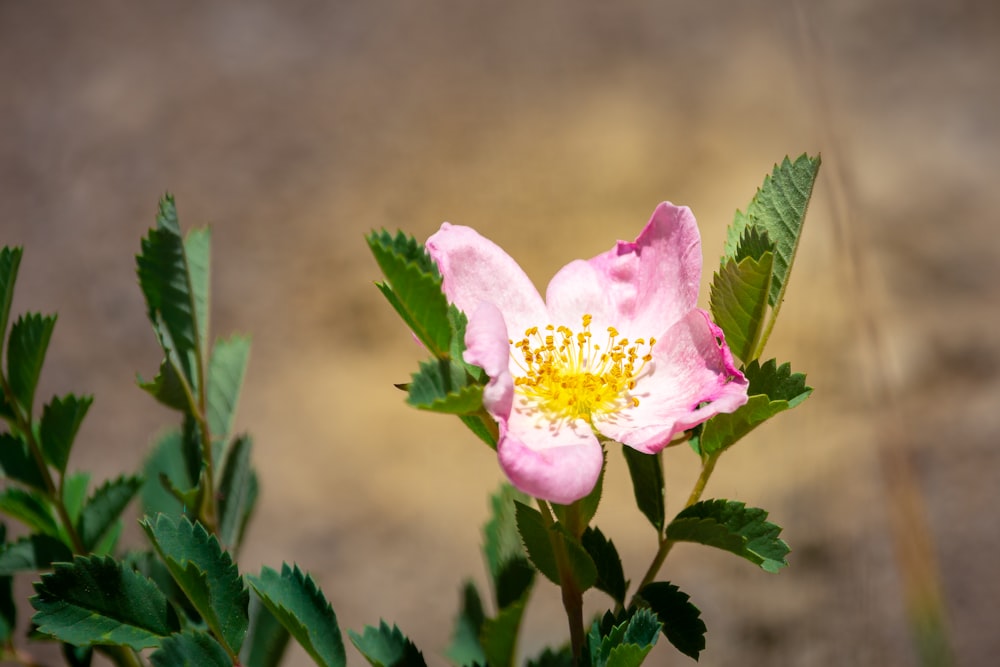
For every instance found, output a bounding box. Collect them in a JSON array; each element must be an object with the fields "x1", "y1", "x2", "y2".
[
  {"x1": 589, "y1": 609, "x2": 661, "y2": 667},
  {"x1": 137, "y1": 357, "x2": 191, "y2": 412},
  {"x1": 636, "y1": 581, "x2": 706, "y2": 660},
  {"x1": 445, "y1": 581, "x2": 487, "y2": 667},
  {"x1": 349, "y1": 621, "x2": 426, "y2": 667},
  {"x1": 184, "y1": 227, "x2": 211, "y2": 359},
  {"x1": 0, "y1": 246, "x2": 23, "y2": 359},
  {"x1": 7, "y1": 313, "x2": 56, "y2": 413},
  {"x1": 140, "y1": 429, "x2": 194, "y2": 518},
  {"x1": 207, "y1": 335, "x2": 250, "y2": 442},
  {"x1": 62, "y1": 471, "x2": 91, "y2": 526},
  {"x1": 241, "y1": 592, "x2": 291, "y2": 667},
  {"x1": 39, "y1": 394, "x2": 93, "y2": 474},
  {"x1": 406, "y1": 358, "x2": 483, "y2": 414},
  {"x1": 217, "y1": 434, "x2": 258, "y2": 553},
  {"x1": 479, "y1": 593, "x2": 529, "y2": 667},
  {"x1": 482, "y1": 484, "x2": 531, "y2": 588},
  {"x1": 0, "y1": 487, "x2": 58, "y2": 537},
  {"x1": 621, "y1": 448, "x2": 665, "y2": 535},
  {"x1": 77, "y1": 475, "x2": 142, "y2": 552},
  {"x1": 0, "y1": 431, "x2": 47, "y2": 491},
  {"x1": 581, "y1": 527, "x2": 627, "y2": 607},
  {"x1": 710, "y1": 250, "x2": 773, "y2": 365},
  {"x1": 150, "y1": 630, "x2": 231, "y2": 667},
  {"x1": 141, "y1": 514, "x2": 248, "y2": 654},
  {"x1": 247, "y1": 563, "x2": 345, "y2": 667},
  {"x1": 0, "y1": 532, "x2": 72, "y2": 574},
  {"x1": 31, "y1": 555, "x2": 180, "y2": 649},
  {"x1": 666, "y1": 499, "x2": 789, "y2": 572},
  {"x1": 514, "y1": 501, "x2": 596, "y2": 591}
]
